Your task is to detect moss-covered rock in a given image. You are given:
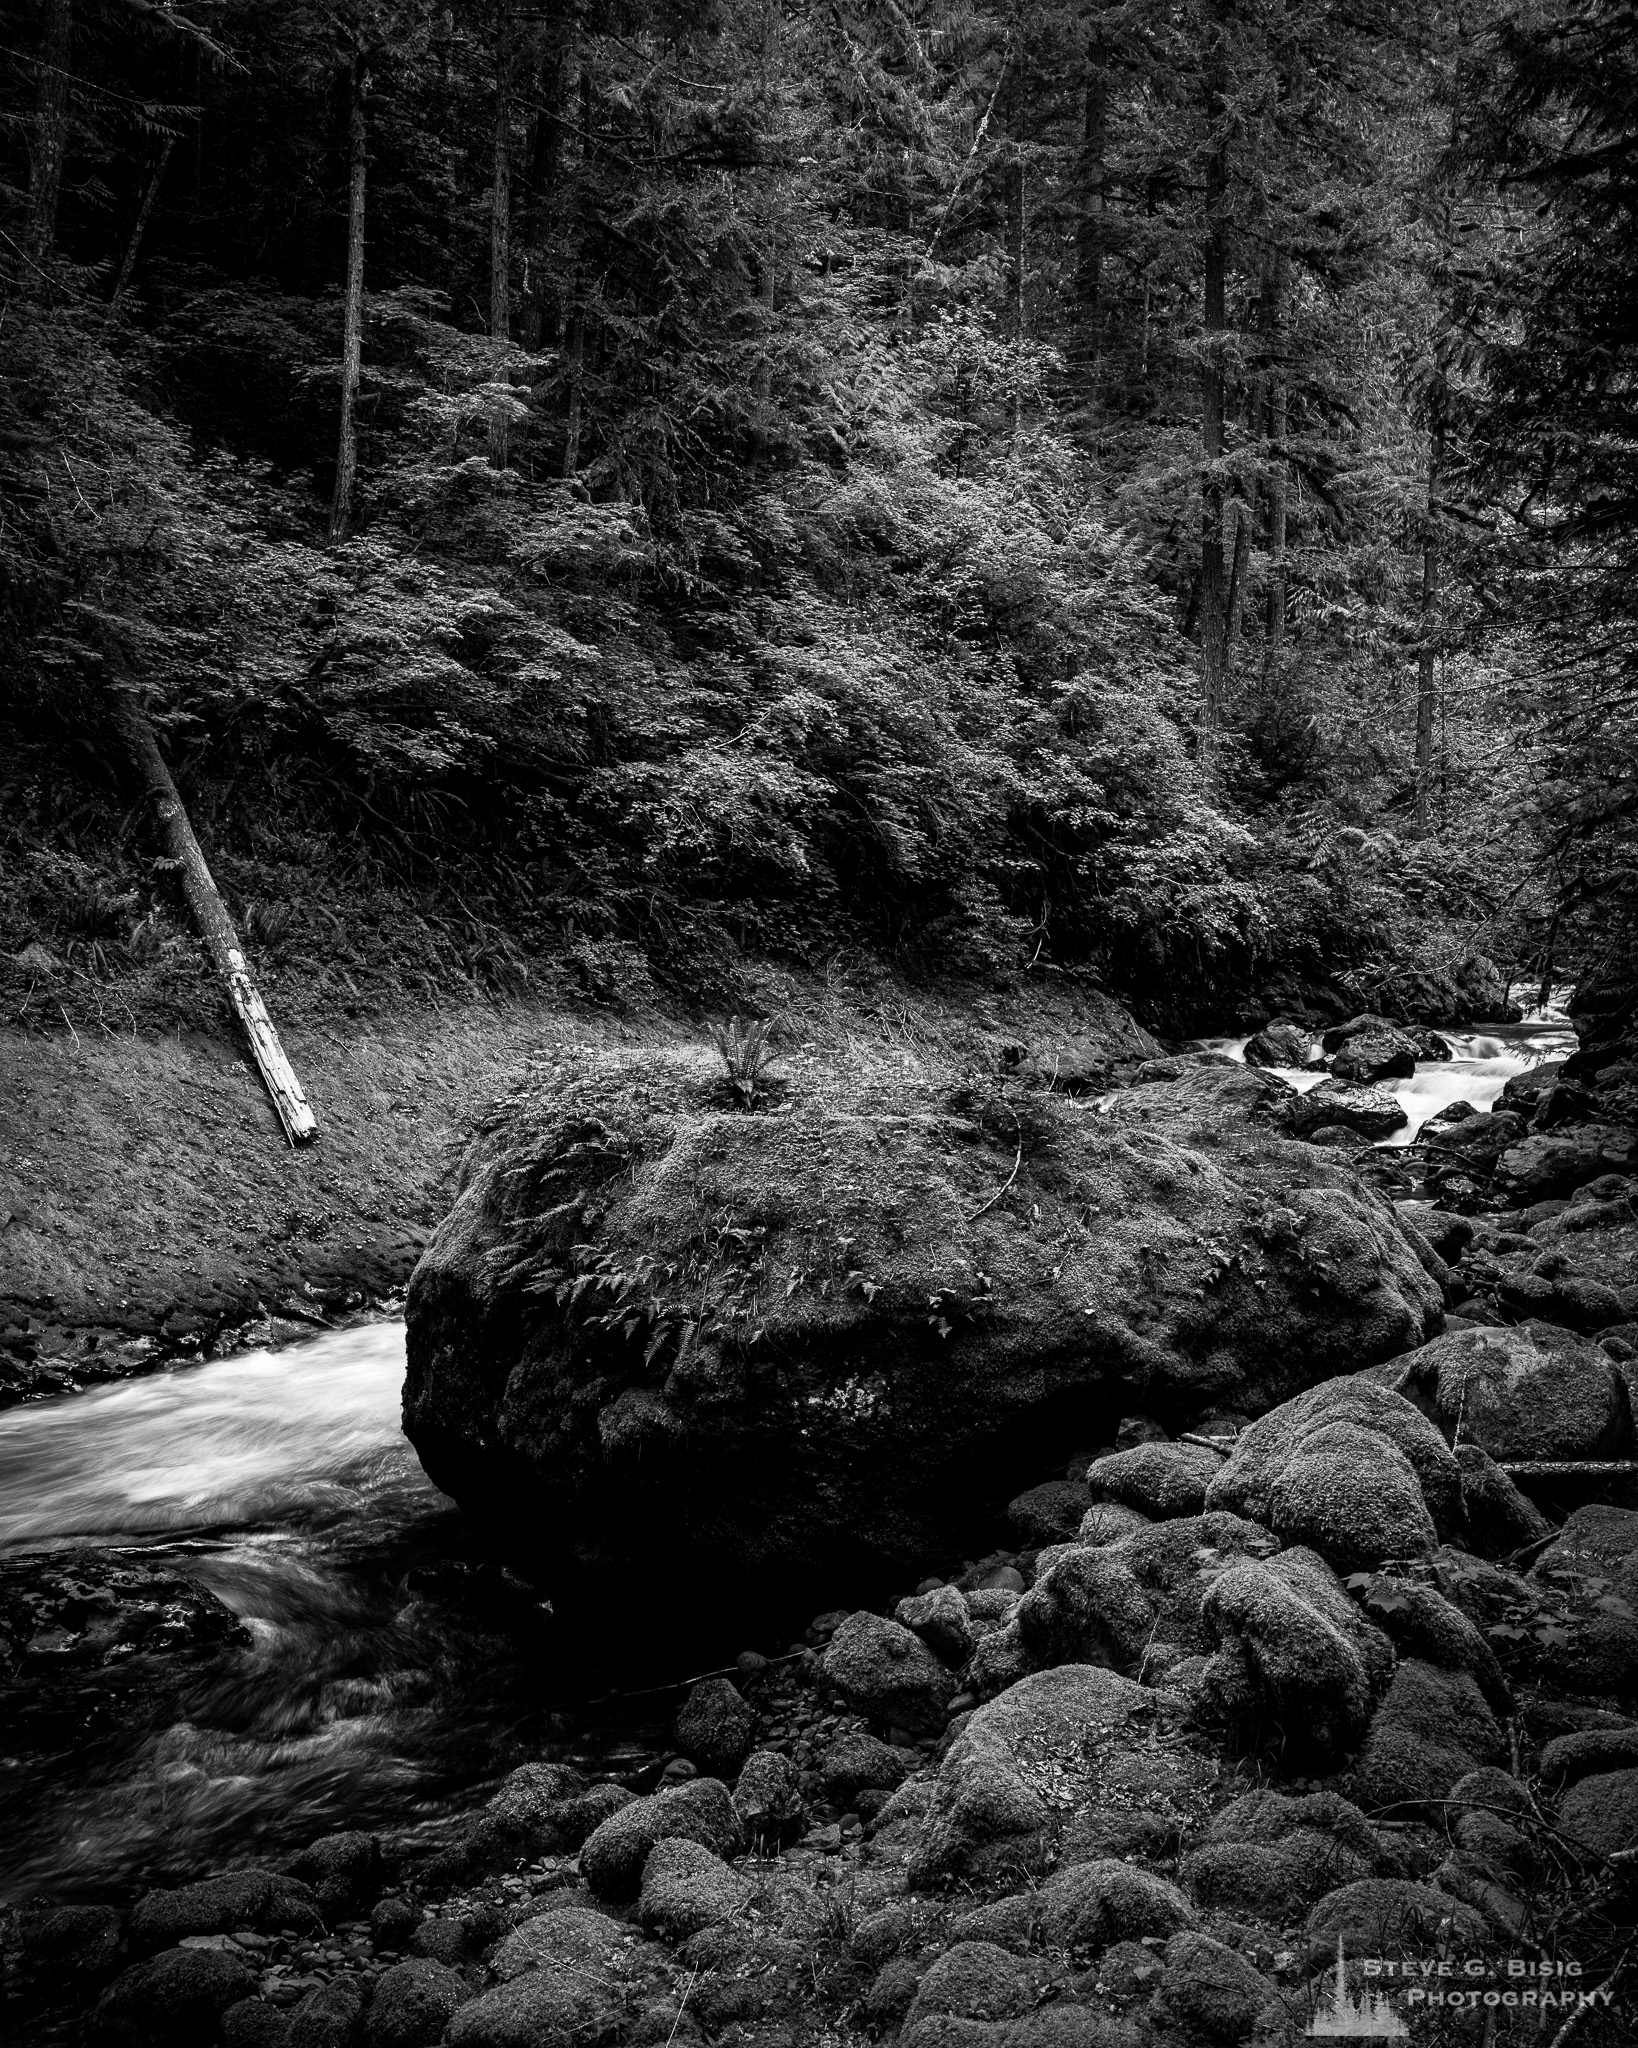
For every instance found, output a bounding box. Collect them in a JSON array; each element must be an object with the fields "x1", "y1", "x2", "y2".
[
  {"x1": 581, "y1": 1778, "x2": 743, "y2": 1903},
  {"x1": 403, "y1": 1051, "x2": 1441, "y2": 1595},
  {"x1": 822, "y1": 1611, "x2": 957, "y2": 1731},
  {"x1": 1205, "y1": 1375, "x2": 1461, "y2": 1544},
  {"x1": 907, "y1": 1664, "x2": 1195, "y2": 1887},
  {"x1": 1082, "y1": 1442, "x2": 1222, "y2": 1520},
  {"x1": 1182, "y1": 1789, "x2": 1384, "y2": 1914},
  {"x1": 1383, "y1": 1322, "x2": 1634, "y2": 1464},
  {"x1": 1194, "y1": 1548, "x2": 1394, "y2": 1764},
  {"x1": 1013, "y1": 1512, "x2": 1278, "y2": 1676},
  {"x1": 1351, "y1": 1660, "x2": 1504, "y2": 1815}
]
